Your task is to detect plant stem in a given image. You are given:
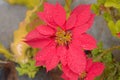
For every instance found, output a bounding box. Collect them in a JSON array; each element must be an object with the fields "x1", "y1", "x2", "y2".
[
  {"x1": 65, "y1": 0, "x2": 70, "y2": 8},
  {"x1": 65, "y1": 0, "x2": 73, "y2": 19},
  {"x1": 0, "y1": 48, "x2": 13, "y2": 60},
  {"x1": 94, "y1": 45, "x2": 120, "y2": 61},
  {"x1": 65, "y1": 0, "x2": 72, "y2": 12}
]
